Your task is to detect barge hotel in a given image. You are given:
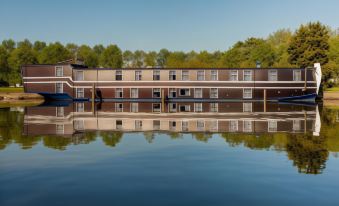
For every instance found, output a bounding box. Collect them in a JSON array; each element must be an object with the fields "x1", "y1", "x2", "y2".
[{"x1": 21, "y1": 62, "x2": 322, "y2": 102}]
